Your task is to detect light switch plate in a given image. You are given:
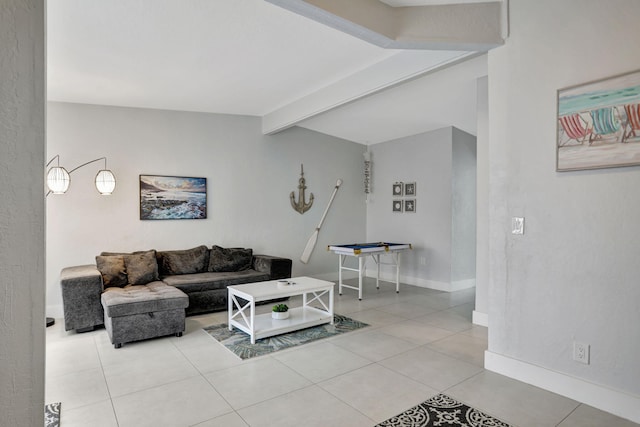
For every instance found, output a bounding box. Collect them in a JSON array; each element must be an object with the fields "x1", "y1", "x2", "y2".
[{"x1": 512, "y1": 217, "x2": 524, "y2": 235}]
